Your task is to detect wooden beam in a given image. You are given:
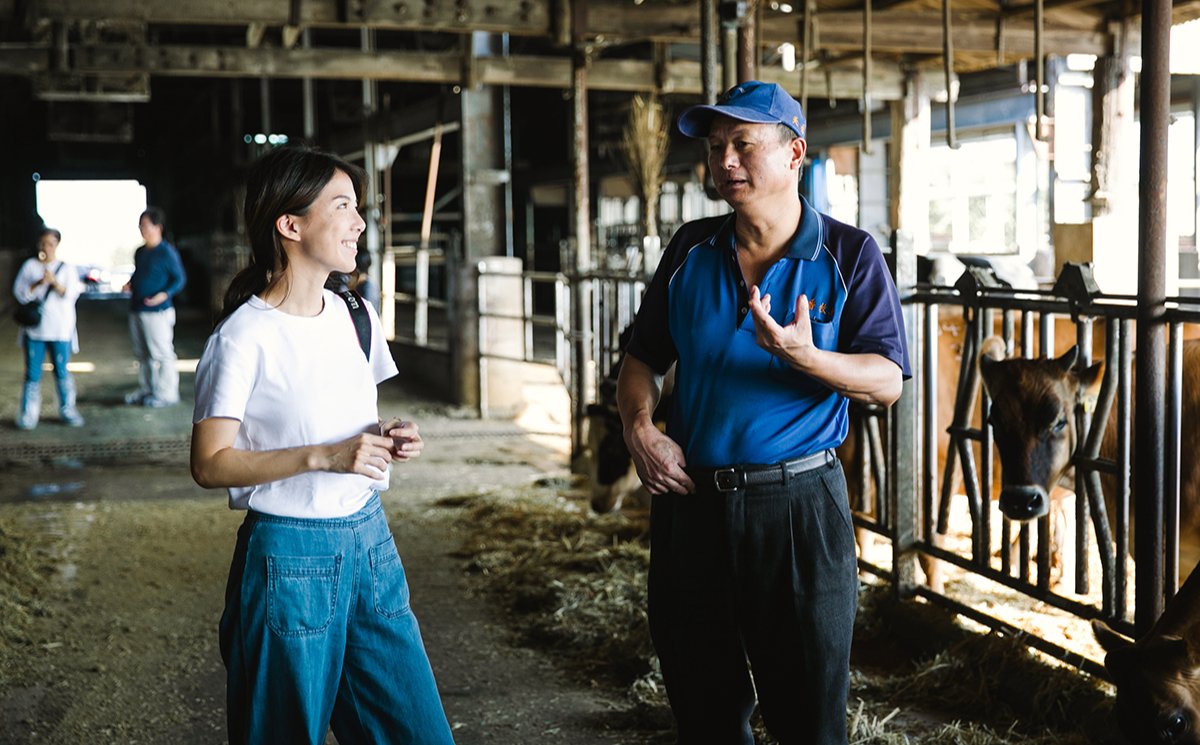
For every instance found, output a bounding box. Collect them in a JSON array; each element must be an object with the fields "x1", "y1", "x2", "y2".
[
  {"x1": 814, "y1": 11, "x2": 1109, "y2": 56},
  {"x1": 2, "y1": 43, "x2": 907, "y2": 98},
  {"x1": 30, "y1": 0, "x2": 553, "y2": 35},
  {"x1": 1001, "y1": 0, "x2": 1109, "y2": 20},
  {"x1": 22, "y1": 0, "x2": 1123, "y2": 56}
]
